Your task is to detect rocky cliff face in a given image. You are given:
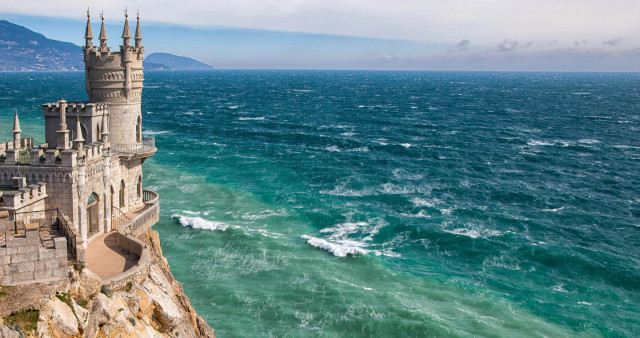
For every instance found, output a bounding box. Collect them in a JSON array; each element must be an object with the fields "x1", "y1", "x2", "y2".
[{"x1": 0, "y1": 230, "x2": 214, "y2": 337}]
